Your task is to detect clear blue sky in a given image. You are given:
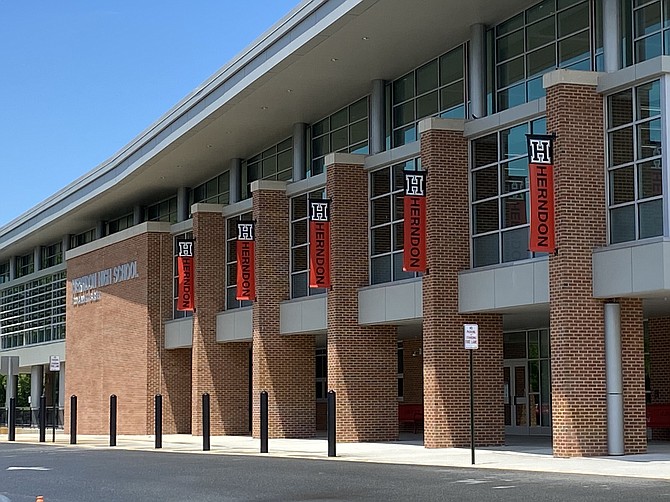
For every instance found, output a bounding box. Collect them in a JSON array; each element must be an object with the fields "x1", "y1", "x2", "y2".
[{"x1": 0, "y1": 1, "x2": 298, "y2": 227}]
